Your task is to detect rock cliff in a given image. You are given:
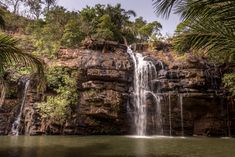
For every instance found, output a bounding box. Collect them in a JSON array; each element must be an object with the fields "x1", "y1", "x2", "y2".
[{"x1": 0, "y1": 45, "x2": 234, "y2": 136}]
